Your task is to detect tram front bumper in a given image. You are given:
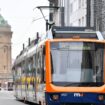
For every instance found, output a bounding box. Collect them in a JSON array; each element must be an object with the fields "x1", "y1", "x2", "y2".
[{"x1": 45, "y1": 92, "x2": 105, "y2": 105}]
